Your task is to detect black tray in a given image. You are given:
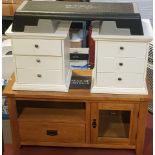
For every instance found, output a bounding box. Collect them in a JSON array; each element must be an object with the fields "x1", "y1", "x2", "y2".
[{"x1": 12, "y1": 1, "x2": 143, "y2": 35}]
